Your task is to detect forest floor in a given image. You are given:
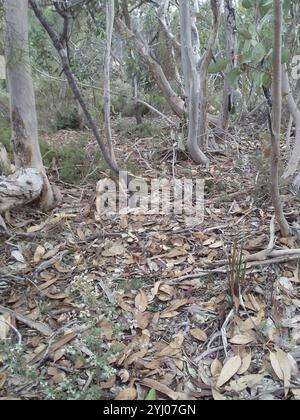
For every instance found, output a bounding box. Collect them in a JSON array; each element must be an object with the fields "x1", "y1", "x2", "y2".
[{"x1": 0, "y1": 117, "x2": 300, "y2": 400}]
